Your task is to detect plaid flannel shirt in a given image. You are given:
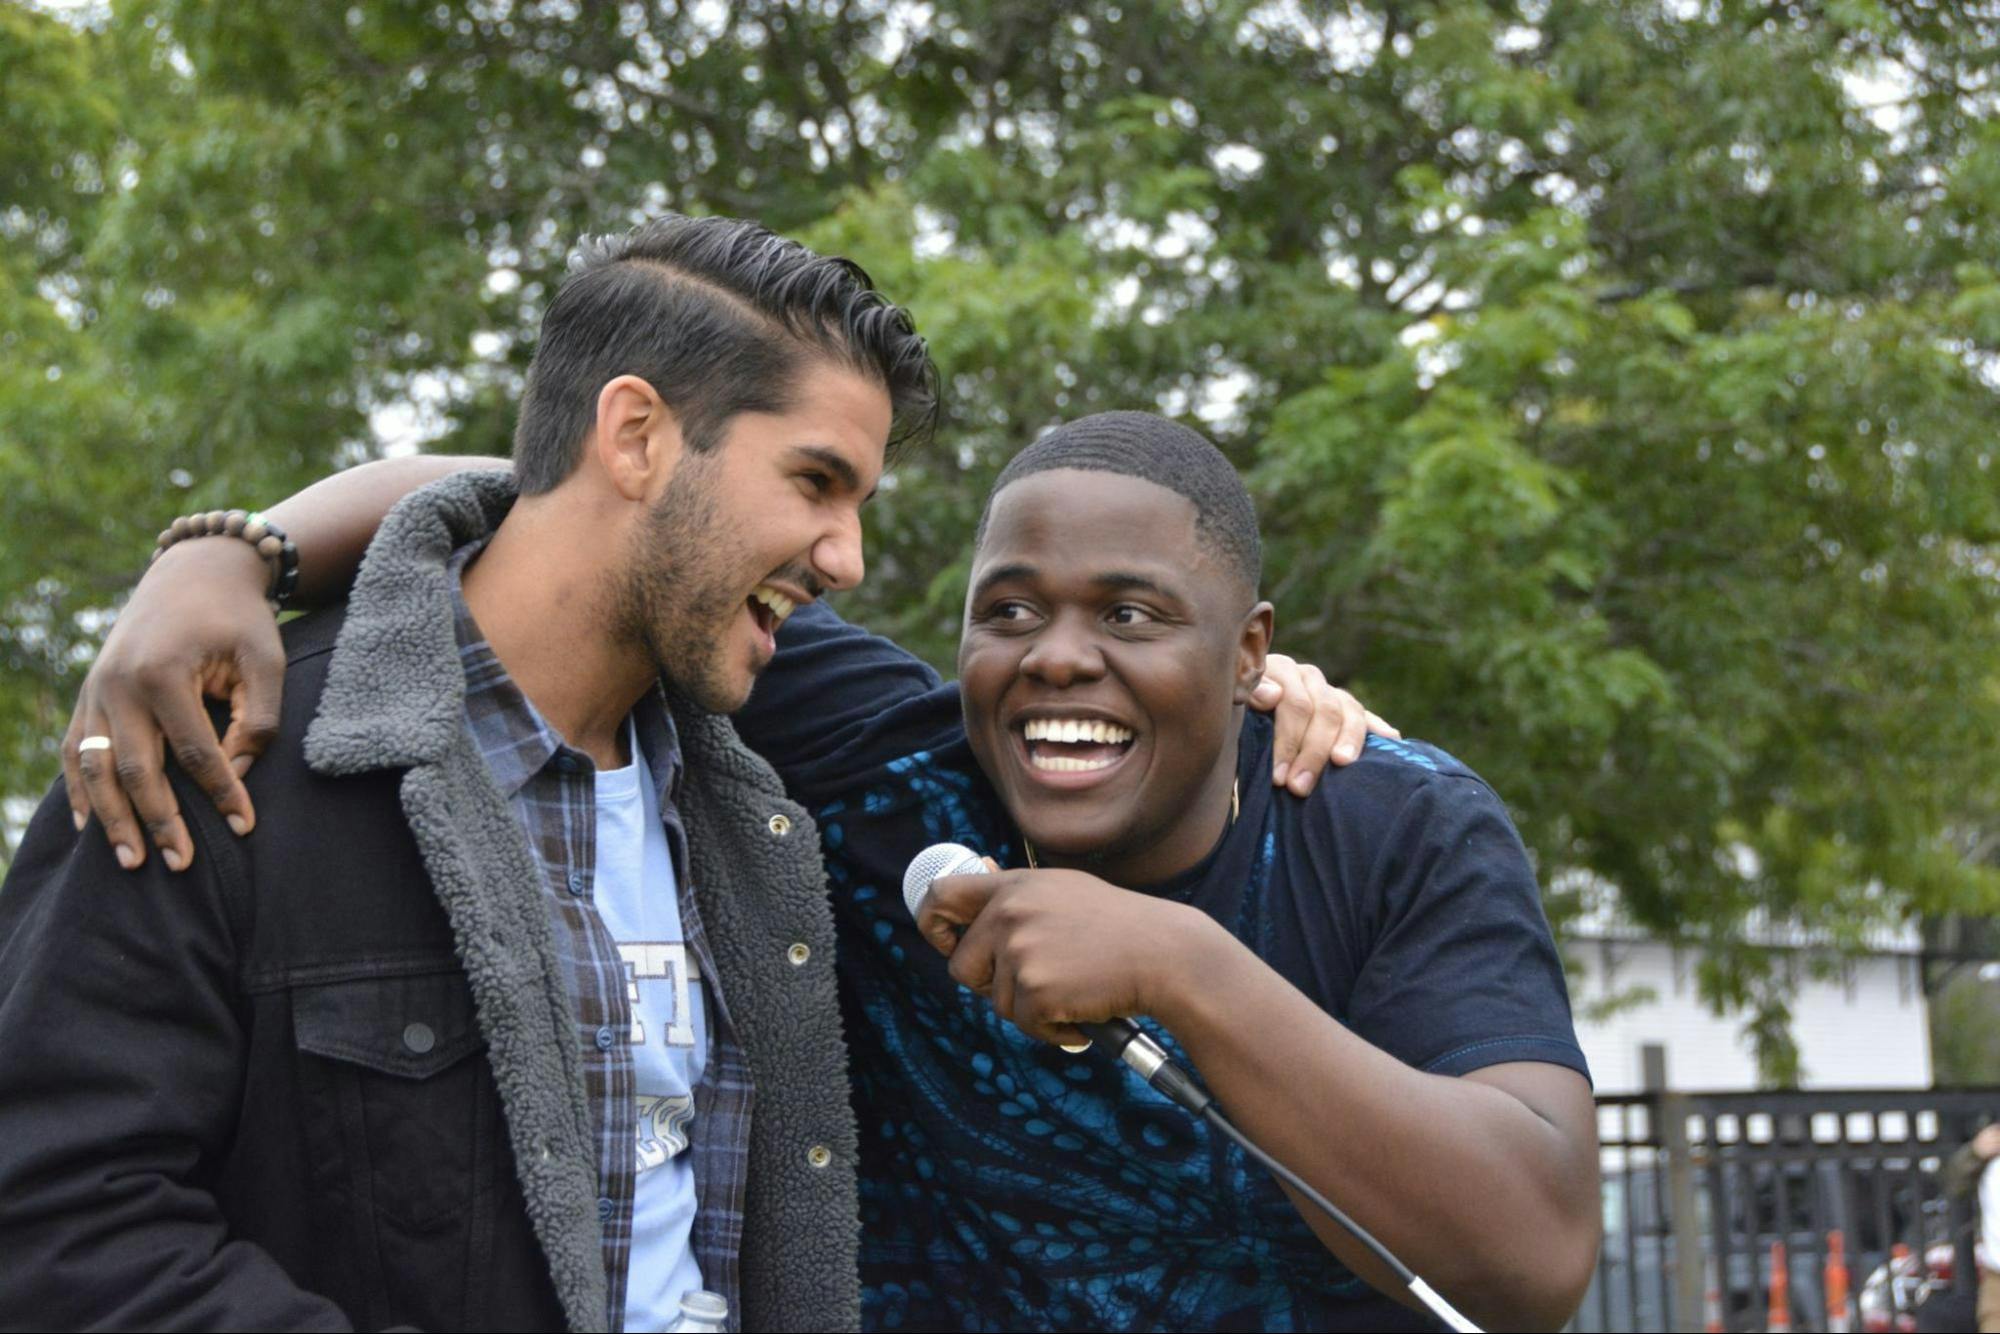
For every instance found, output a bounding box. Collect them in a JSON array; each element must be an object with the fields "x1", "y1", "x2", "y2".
[{"x1": 450, "y1": 543, "x2": 755, "y2": 1330}]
